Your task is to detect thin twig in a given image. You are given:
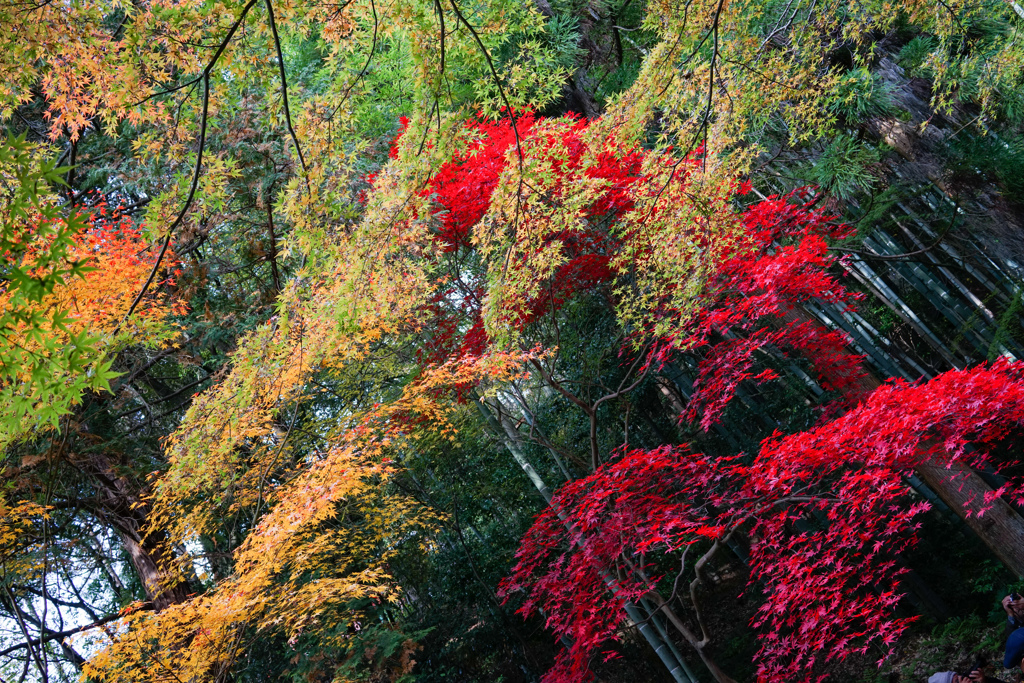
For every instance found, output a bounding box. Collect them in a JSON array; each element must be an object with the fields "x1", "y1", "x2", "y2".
[
  {"x1": 117, "y1": 0, "x2": 259, "y2": 330},
  {"x1": 264, "y1": 0, "x2": 308, "y2": 175}
]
